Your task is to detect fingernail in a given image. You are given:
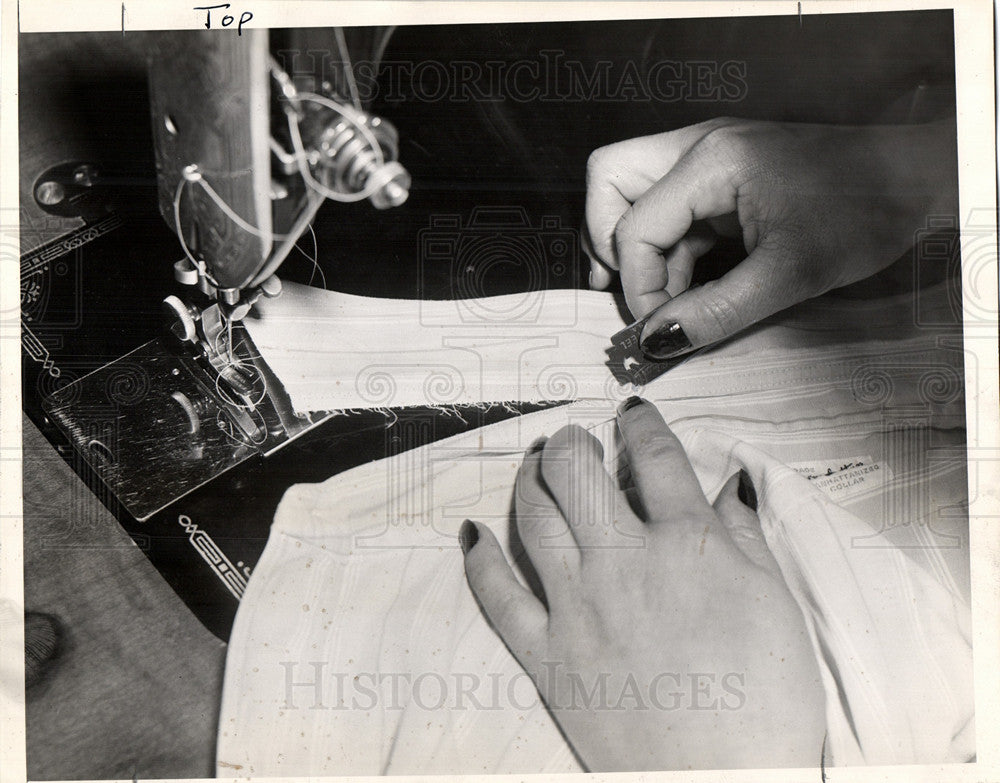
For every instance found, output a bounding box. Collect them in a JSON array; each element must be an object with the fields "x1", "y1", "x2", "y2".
[
  {"x1": 617, "y1": 396, "x2": 644, "y2": 416},
  {"x1": 588, "y1": 269, "x2": 594, "y2": 288},
  {"x1": 459, "y1": 519, "x2": 479, "y2": 554},
  {"x1": 640, "y1": 321, "x2": 692, "y2": 361},
  {"x1": 527, "y1": 436, "x2": 547, "y2": 455},
  {"x1": 737, "y1": 469, "x2": 758, "y2": 511}
]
